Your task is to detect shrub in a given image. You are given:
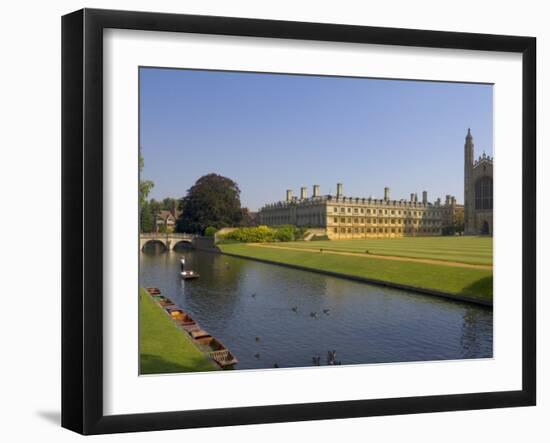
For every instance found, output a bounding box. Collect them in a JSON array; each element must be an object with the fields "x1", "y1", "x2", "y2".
[
  {"x1": 222, "y1": 225, "x2": 311, "y2": 243},
  {"x1": 274, "y1": 225, "x2": 295, "y2": 242},
  {"x1": 224, "y1": 225, "x2": 277, "y2": 243},
  {"x1": 204, "y1": 226, "x2": 217, "y2": 237},
  {"x1": 310, "y1": 234, "x2": 329, "y2": 241}
]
